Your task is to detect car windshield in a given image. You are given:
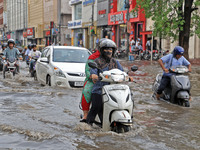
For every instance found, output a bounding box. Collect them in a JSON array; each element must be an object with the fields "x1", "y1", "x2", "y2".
[{"x1": 53, "y1": 48, "x2": 90, "y2": 63}]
